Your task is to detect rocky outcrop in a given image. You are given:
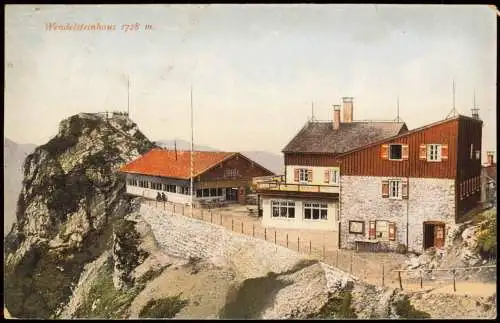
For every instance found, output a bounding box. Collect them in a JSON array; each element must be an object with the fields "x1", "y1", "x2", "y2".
[{"x1": 4, "y1": 113, "x2": 155, "y2": 318}]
